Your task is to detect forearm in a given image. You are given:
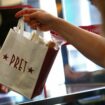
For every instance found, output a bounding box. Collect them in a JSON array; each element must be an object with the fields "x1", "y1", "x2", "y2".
[{"x1": 52, "y1": 17, "x2": 105, "y2": 67}]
